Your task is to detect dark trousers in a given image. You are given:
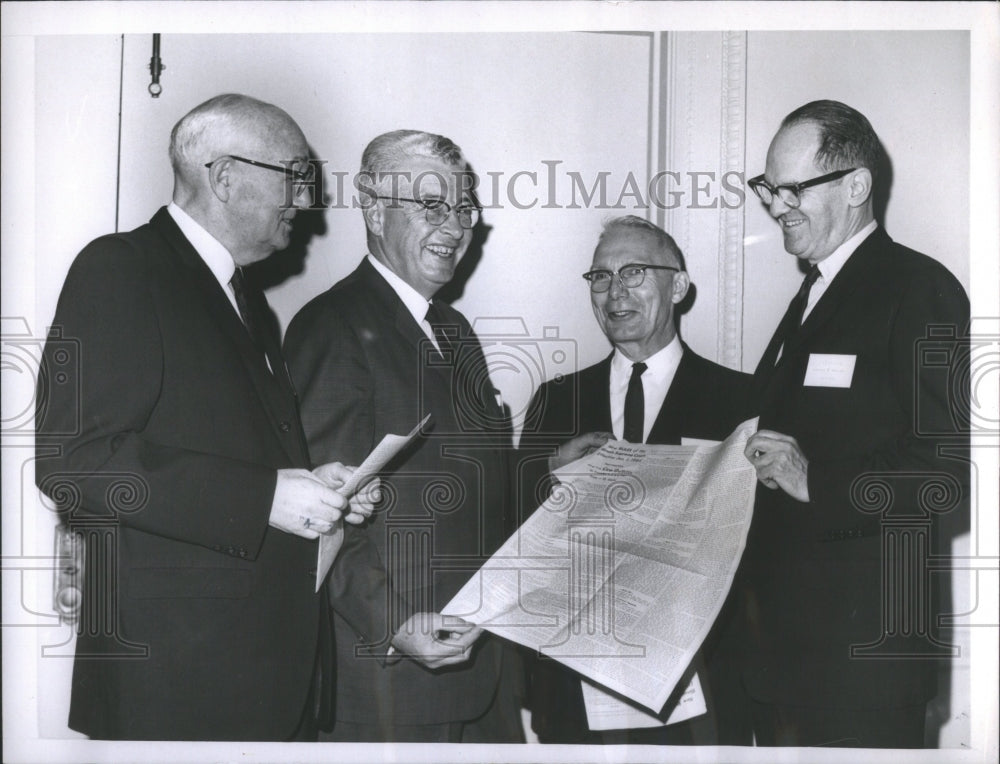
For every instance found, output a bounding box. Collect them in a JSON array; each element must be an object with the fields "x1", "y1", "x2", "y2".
[
  {"x1": 320, "y1": 654, "x2": 525, "y2": 743},
  {"x1": 750, "y1": 701, "x2": 928, "y2": 748}
]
